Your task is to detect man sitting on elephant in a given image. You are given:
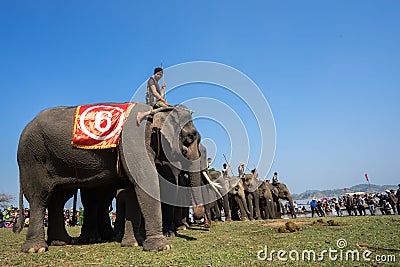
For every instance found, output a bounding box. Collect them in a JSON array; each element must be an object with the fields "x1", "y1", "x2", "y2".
[
  {"x1": 137, "y1": 67, "x2": 171, "y2": 124},
  {"x1": 272, "y1": 172, "x2": 279, "y2": 185}
]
